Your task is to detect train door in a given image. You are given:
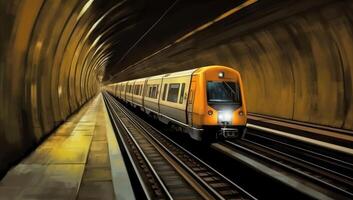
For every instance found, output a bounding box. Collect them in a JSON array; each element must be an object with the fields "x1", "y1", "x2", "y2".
[
  {"x1": 141, "y1": 79, "x2": 148, "y2": 111},
  {"x1": 187, "y1": 79, "x2": 197, "y2": 126}
]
